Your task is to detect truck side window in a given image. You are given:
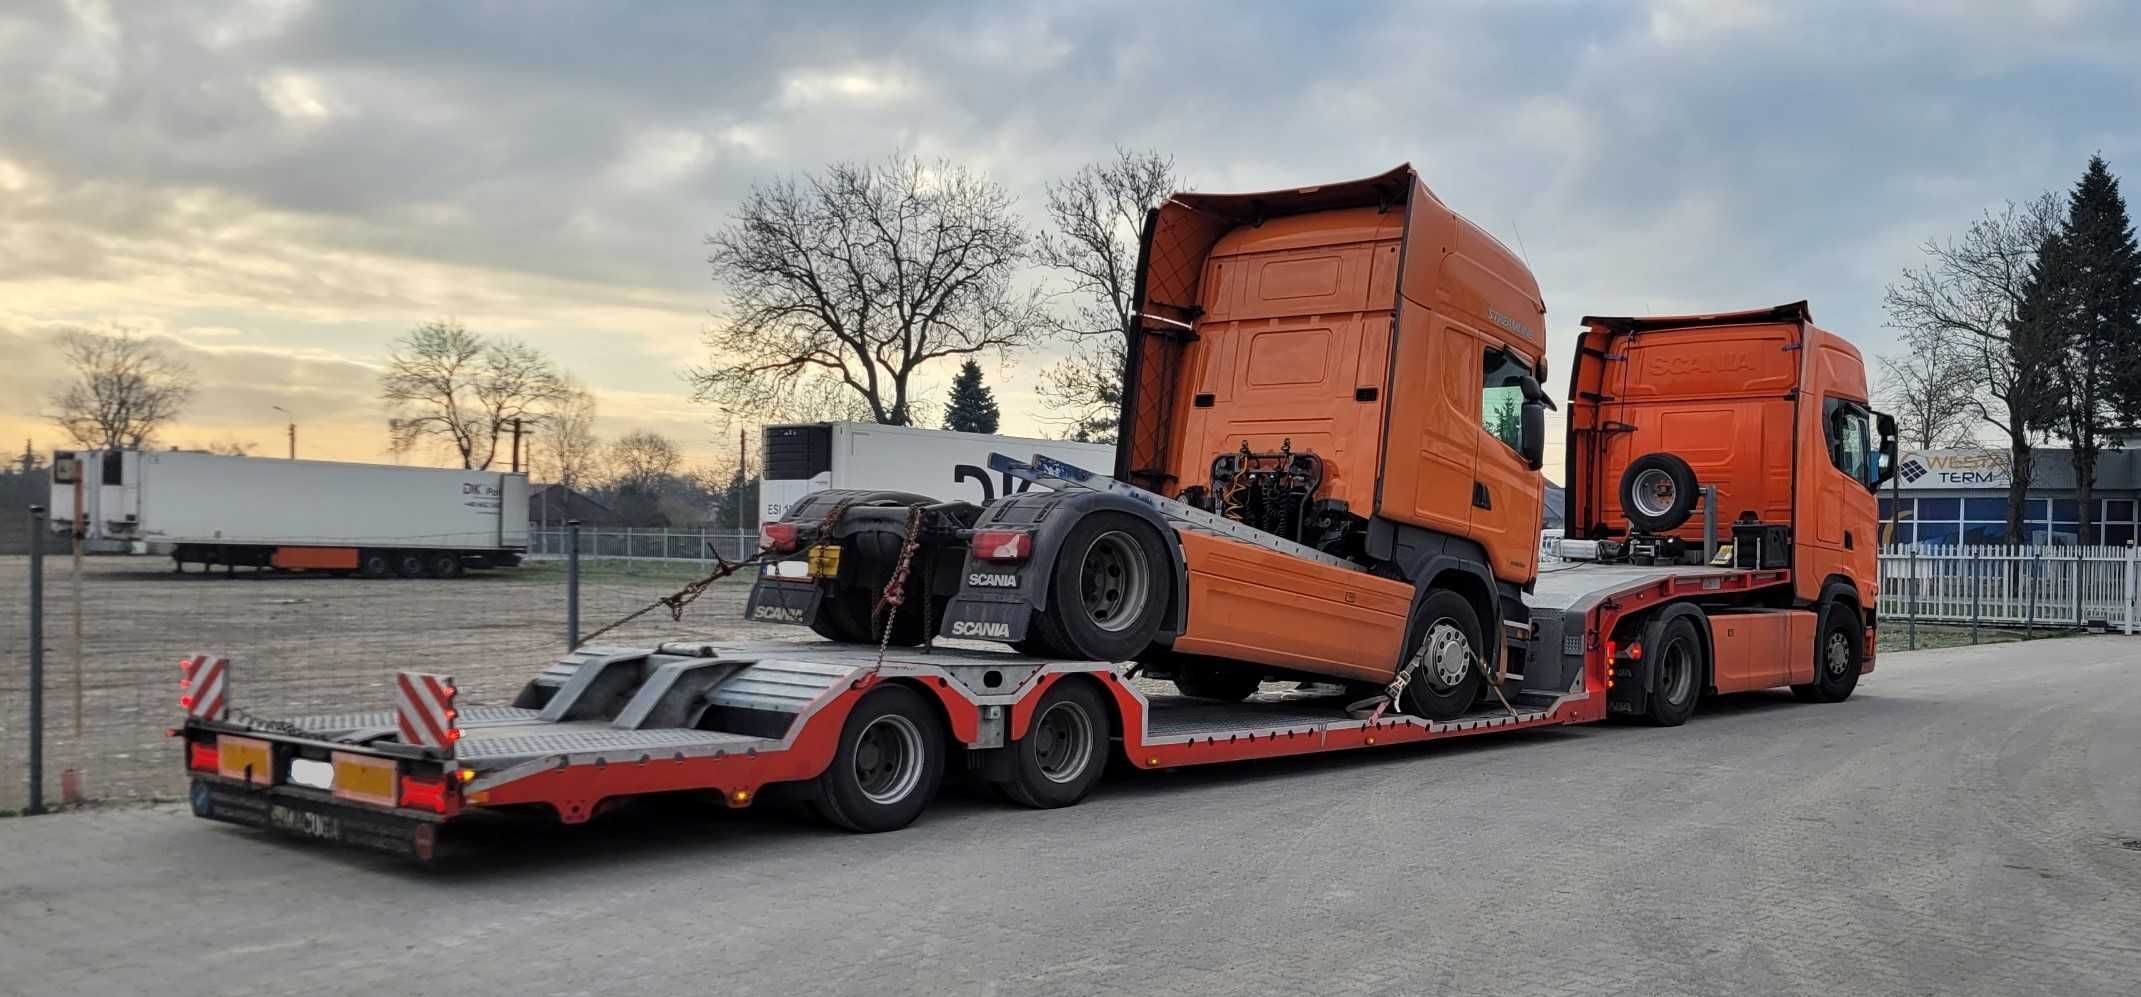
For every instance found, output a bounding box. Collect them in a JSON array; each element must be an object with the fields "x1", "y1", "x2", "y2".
[
  {"x1": 1824, "y1": 398, "x2": 1874, "y2": 489},
  {"x1": 1481, "y1": 349, "x2": 1529, "y2": 452}
]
